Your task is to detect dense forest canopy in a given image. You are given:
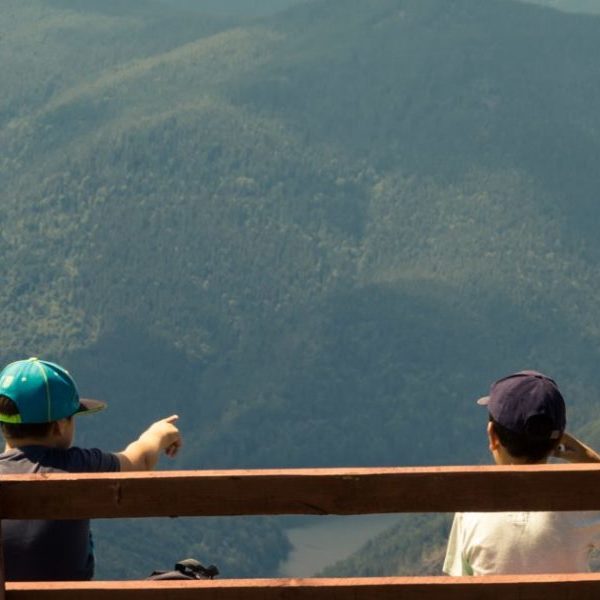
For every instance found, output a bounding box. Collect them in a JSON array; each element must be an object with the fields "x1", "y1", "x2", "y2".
[{"x1": 2, "y1": 0, "x2": 600, "y2": 578}]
